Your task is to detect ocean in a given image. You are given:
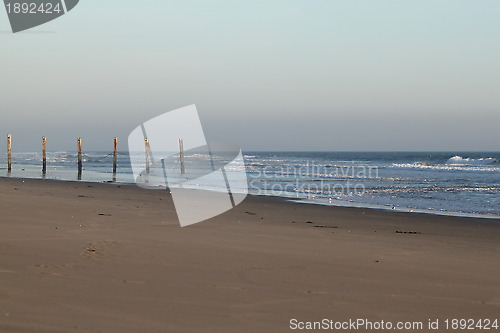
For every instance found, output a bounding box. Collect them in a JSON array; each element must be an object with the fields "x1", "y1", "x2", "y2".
[{"x1": 1, "y1": 151, "x2": 499, "y2": 219}]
